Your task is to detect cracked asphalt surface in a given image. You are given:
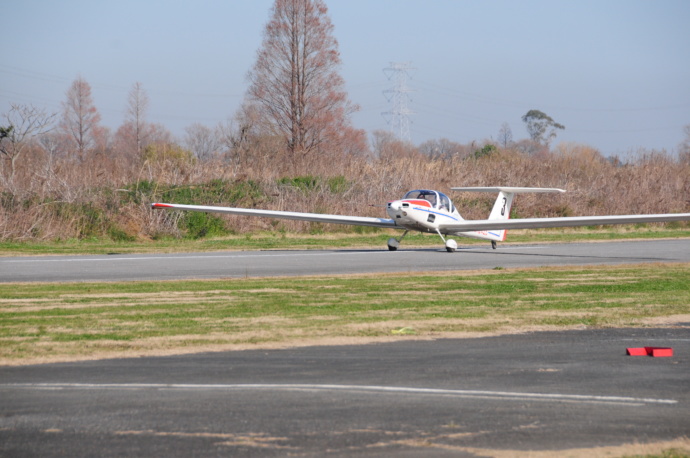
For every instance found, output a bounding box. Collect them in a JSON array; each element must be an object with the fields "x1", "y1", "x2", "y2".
[{"x1": 1, "y1": 327, "x2": 688, "y2": 457}]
